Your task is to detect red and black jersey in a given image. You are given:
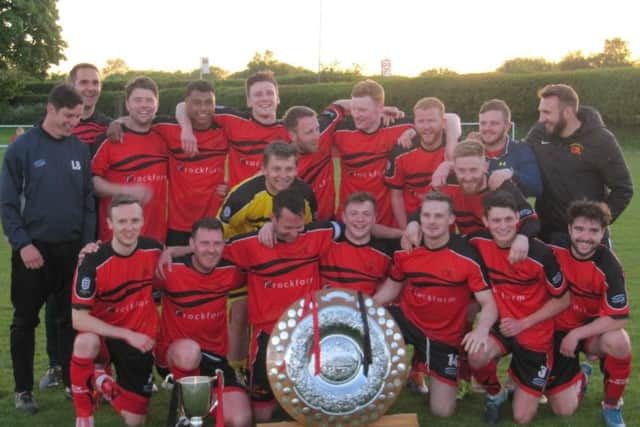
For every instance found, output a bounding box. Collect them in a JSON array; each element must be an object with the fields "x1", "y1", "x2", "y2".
[
  {"x1": 224, "y1": 221, "x2": 340, "y2": 333},
  {"x1": 334, "y1": 119, "x2": 413, "y2": 226},
  {"x1": 73, "y1": 111, "x2": 112, "y2": 156},
  {"x1": 385, "y1": 136, "x2": 445, "y2": 215},
  {"x1": 297, "y1": 105, "x2": 344, "y2": 220},
  {"x1": 92, "y1": 127, "x2": 169, "y2": 243},
  {"x1": 320, "y1": 233, "x2": 398, "y2": 296},
  {"x1": 153, "y1": 119, "x2": 228, "y2": 232},
  {"x1": 158, "y1": 256, "x2": 245, "y2": 356},
  {"x1": 391, "y1": 234, "x2": 490, "y2": 347},
  {"x1": 551, "y1": 242, "x2": 629, "y2": 332},
  {"x1": 436, "y1": 180, "x2": 539, "y2": 237},
  {"x1": 469, "y1": 232, "x2": 567, "y2": 351},
  {"x1": 213, "y1": 107, "x2": 289, "y2": 188},
  {"x1": 72, "y1": 237, "x2": 163, "y2": 338}
]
